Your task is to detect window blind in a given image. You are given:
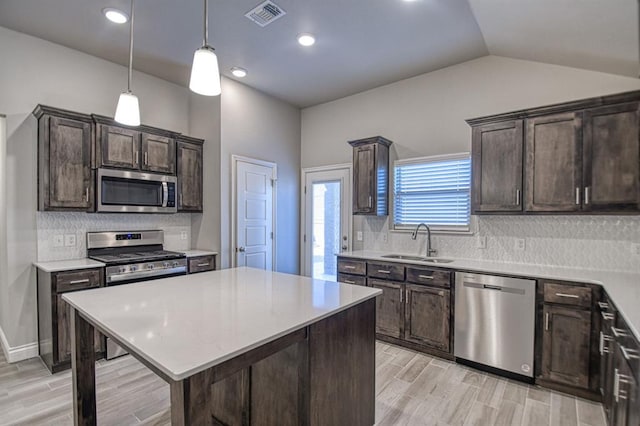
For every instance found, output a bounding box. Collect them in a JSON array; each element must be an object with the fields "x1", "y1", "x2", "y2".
[{"x1": 393, "y1": 155, "x2": 471, "y2": 231}]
